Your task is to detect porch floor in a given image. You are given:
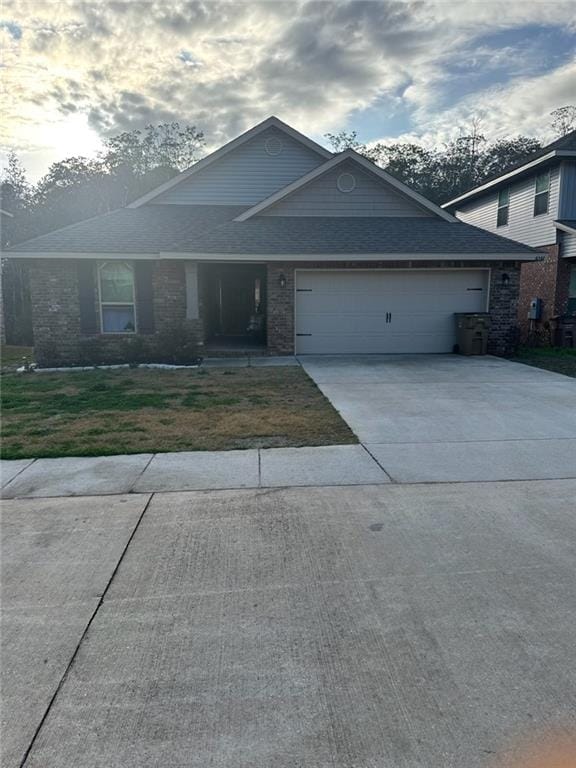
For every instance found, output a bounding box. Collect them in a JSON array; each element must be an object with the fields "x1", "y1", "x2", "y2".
[{"x1": 204, "y1": 335, "x2": 267, "y2": 357}]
